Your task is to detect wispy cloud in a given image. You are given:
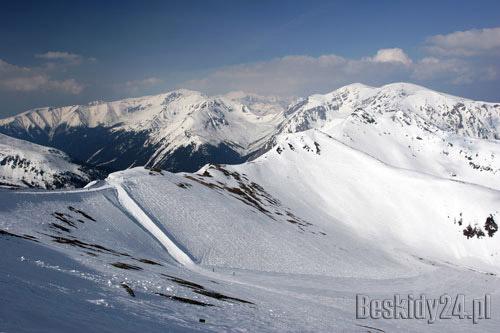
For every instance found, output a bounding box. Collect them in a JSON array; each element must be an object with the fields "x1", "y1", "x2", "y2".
[
  {"x1": 184, "y1": 51, "x2": 413, "y2": 96},
  {"x1": 125, "y1": 77, "x2": 162, "y2": 88},
  {"x1": 0, "y1": 58, "x2": 84, "y2": 94},
  {"x1": 117, "y1": 77, "x2": 163, "y2": 94},
  {"x1": 35, "y1": 51, "x2": 84, "y2": 64},
  {"x1": 425, "y1": 27, "x2": 500, "y2": 56},
  {"x1": 185, "y1": 27, "x2": 500, "y2": 97},
  {"x1": 35, "y1": 51, "x2": 97, "y2": 70}
]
